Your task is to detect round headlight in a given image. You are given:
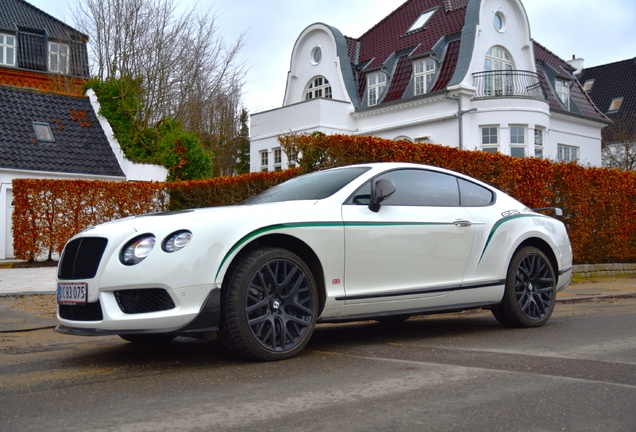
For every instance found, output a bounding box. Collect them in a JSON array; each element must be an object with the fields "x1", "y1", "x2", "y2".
[
  {"x1": 163, "y1": 230, "x2": 192, "y2": 253},
  {"x1": 121, "y1": 235, "x2": 156, "y2": 266}
]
